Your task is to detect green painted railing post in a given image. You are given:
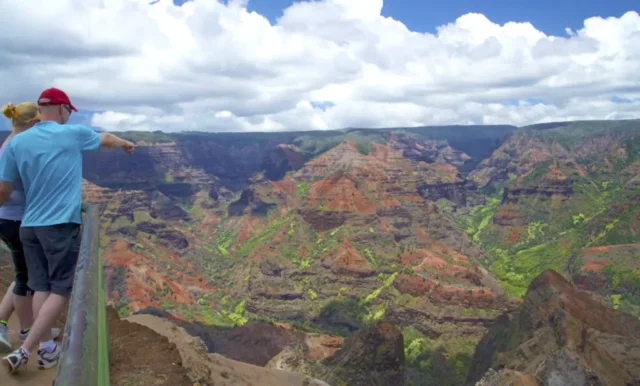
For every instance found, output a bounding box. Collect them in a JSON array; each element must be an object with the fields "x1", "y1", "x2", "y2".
[
  {"x1": 97, "y1": 241, "x2": 110, "y2": 386},
  {"x1": 53, "y1": 204, "x2": 110, "y2": 385}
]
